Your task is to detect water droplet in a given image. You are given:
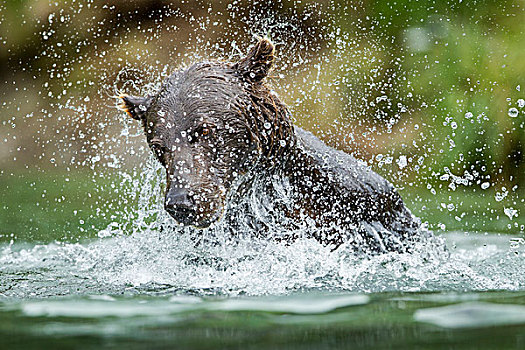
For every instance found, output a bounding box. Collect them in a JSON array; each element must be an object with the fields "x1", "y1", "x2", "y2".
[
  {"x1": 397, "y1": 155, "x2": 407, "y2": 169},
  {"x1": 517, "y1": 99, "x2": 525, "y2": 108},
  {"x1": 440, "y1": 174, "x2": 449, "y2": 181},
  {"x1": 495, "y1": 190, "x2": 508, "y2": 202},
  {"x1": 264, "y1": 122, "x2": 271, "y2": 129},
  {"x1": 504, "y1": 207, "x2": 518, "y2": 220},
  {"x1": 508, "y1": 108, "x2": 519, "y2": 118}
]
